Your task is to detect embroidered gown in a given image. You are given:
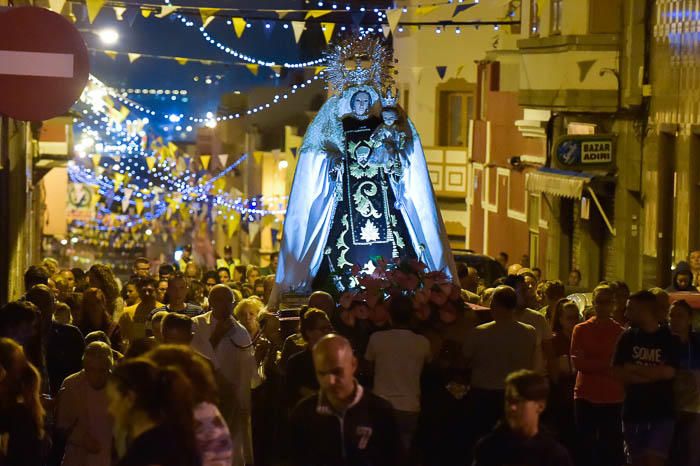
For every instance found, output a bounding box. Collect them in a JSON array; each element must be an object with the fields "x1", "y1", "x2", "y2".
[{"x1": 317, "y1": 114, "x2": 416, "y2": 291}]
